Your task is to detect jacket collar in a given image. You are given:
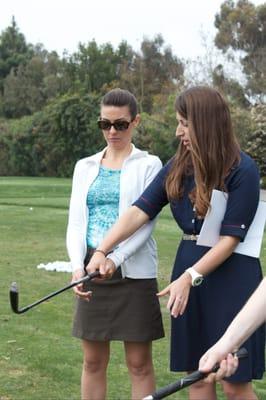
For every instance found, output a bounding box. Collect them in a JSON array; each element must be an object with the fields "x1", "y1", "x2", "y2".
[{"x1": 84, "y1": 144, "x2": 148, "y2": 165}]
